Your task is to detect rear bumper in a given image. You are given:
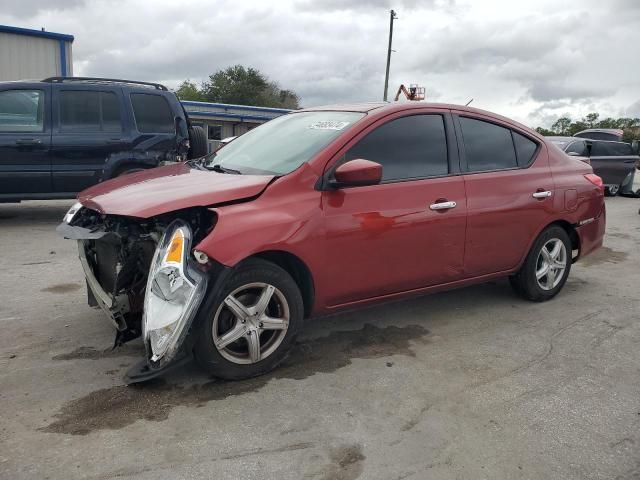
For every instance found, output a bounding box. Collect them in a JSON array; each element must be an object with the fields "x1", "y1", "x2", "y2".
[{"x1": 576, "y1": 204, "x2": 606, "y2": 260}]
